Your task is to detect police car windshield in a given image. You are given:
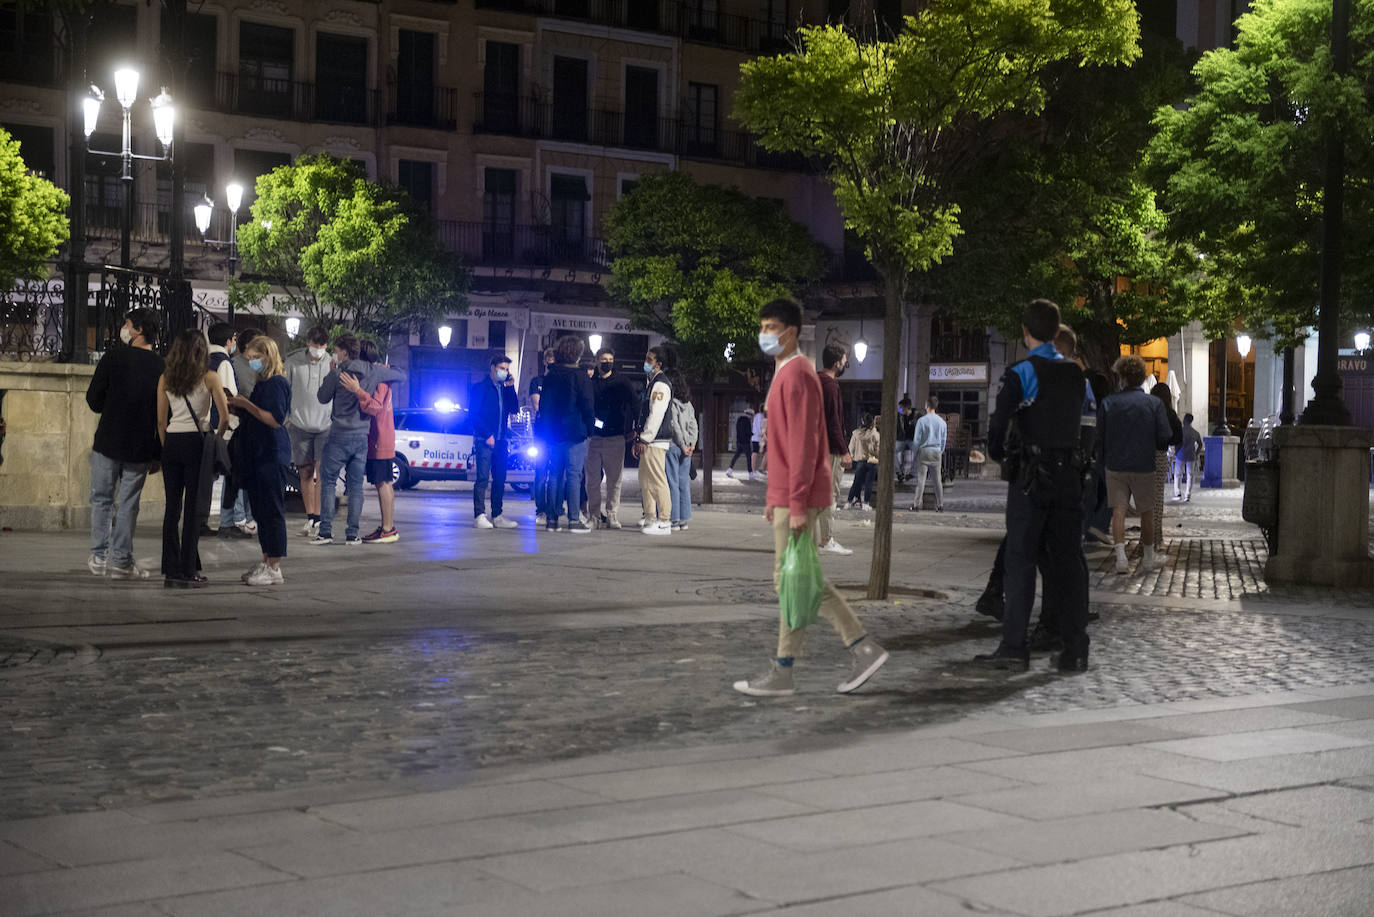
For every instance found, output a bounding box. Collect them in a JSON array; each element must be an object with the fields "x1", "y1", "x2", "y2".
[{"x1": 395, "y1": 409, "x2": 471, "y2": 436}]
